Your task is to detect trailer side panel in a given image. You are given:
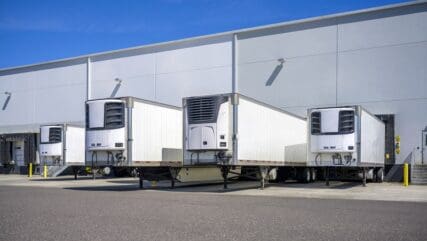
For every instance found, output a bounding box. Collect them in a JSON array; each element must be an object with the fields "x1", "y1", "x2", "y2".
[
  {"x1": 65, "y1": 126, "x2": 85, "y2": 165},
  {"x1": 237, "y1": 97, "x2": 306, "y2": 165},
  {"x1": 131, "y1": 101, "x2": 182, "y2": 164},
  {"x1": 360, "y1": 109, "x2": 385, "y2": 166}
]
